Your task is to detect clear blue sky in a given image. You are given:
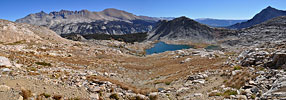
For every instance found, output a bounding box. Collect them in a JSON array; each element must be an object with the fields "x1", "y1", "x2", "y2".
[{"x1": 1, "y1": 0, "x2": 286, "y2": 21}]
